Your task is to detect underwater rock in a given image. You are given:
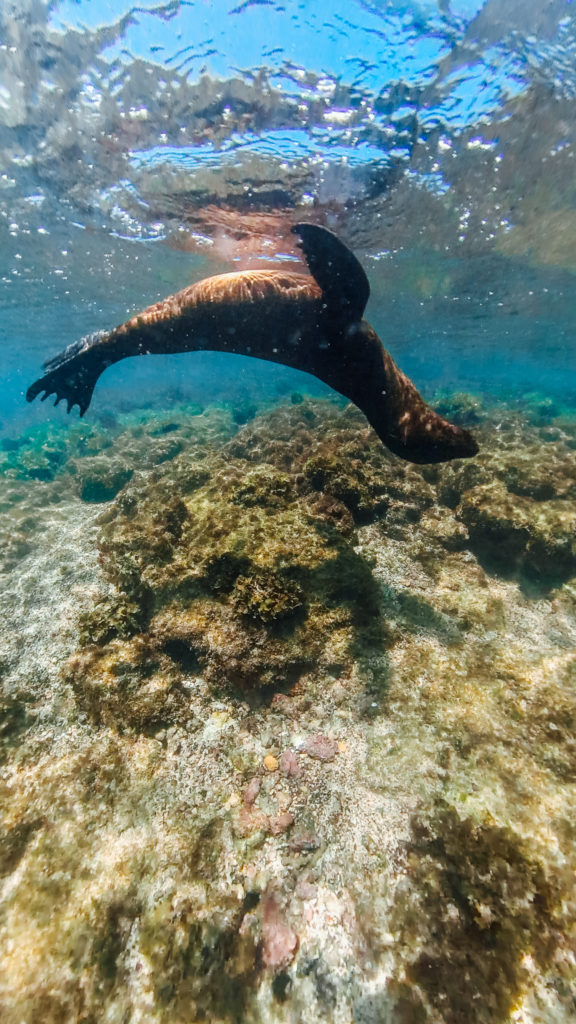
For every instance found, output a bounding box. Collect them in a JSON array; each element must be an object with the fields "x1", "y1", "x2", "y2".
[
  {"x1": 457, "y1": 481, "x2": 532, "y2": 571},
  {"x1": 433, "y1": 390, "x2": 484, "y2": 427},
  {"x1": 303, "y1": 734, "x2": 339, "y2": 761},
  {"x1": 231, "y1": 569, "x2": 304, "y2": 623},
  {"x1": 260, "y1": 890, "x2": 299, "y2": 970},
  {"x1": 231, "y1": 466, "x2": 295, "y2": 509},
  {"x1": 68, "y1": 637, "x2": 190, "y2": 730},
  {"x1": 387, "y1": 803, "x2": 566, "y2": 1024},
  {"x1": 73, "y1": 456, "x2": 134, "y2": 503},
  {"x1": 67, "y1": 417, "x2": 386, "y2": 707},
  {"x1": 458, "y1": 480, "x2": 576, "y2": 583}
]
